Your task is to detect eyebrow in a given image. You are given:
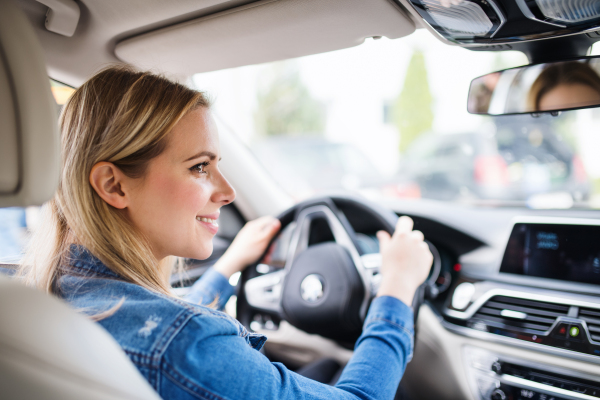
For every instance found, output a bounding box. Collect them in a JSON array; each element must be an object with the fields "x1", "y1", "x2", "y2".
[{"x1": 184, "y1": 151, "x2": 219, "y2": 162}]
